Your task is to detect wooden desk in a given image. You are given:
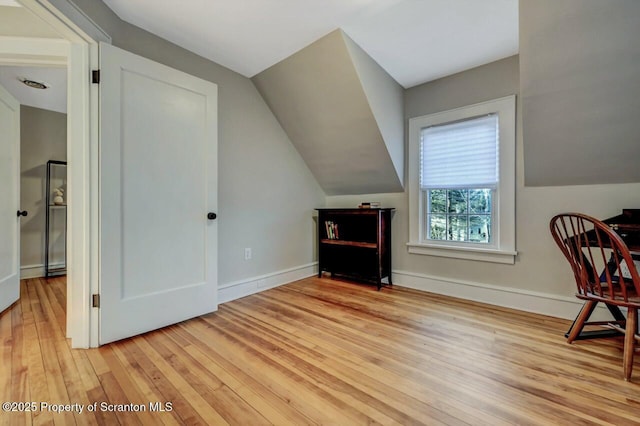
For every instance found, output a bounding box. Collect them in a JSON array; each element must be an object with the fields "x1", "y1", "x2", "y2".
[{"x1": 603, "y1": 208, "x2": 640, "y2": 250}]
